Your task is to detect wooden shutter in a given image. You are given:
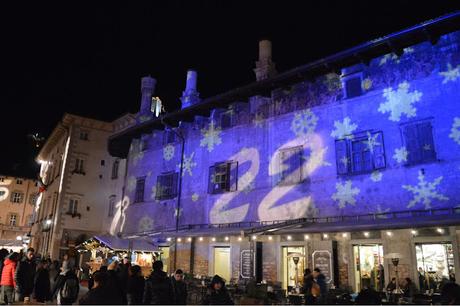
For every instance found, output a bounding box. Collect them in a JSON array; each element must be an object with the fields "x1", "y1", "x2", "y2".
[
  {"x1": 208, "y1": 165, "x2": 216, "y2": 194},
  {"x1": 335, "y1": 139, "x2": 349, "y2": 175},
  {"x1": 418, "y1": 122, "x2": 436, "y2": 161},
  {"x1": 373, "y1": 132, "x2": 386, "y2": 169},
  {"x1": 403, "y1": 124, "x2": 420, "y2": 164},
  {"x1": 229, "y1": 161, "x2": 238, "y2": 192}
]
